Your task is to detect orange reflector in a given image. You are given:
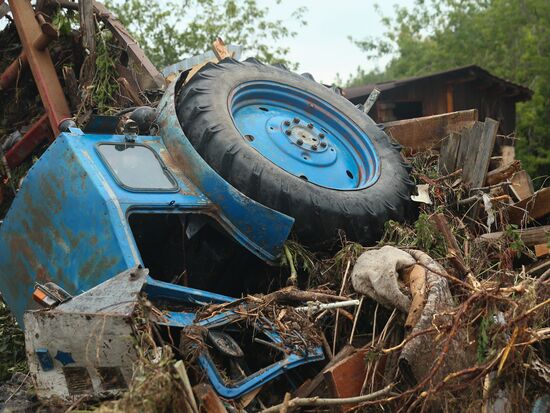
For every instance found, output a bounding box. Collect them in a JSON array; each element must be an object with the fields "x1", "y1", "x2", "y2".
[{"x1": 32, "y1": 286, "x2": 58, "y2": 307}]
